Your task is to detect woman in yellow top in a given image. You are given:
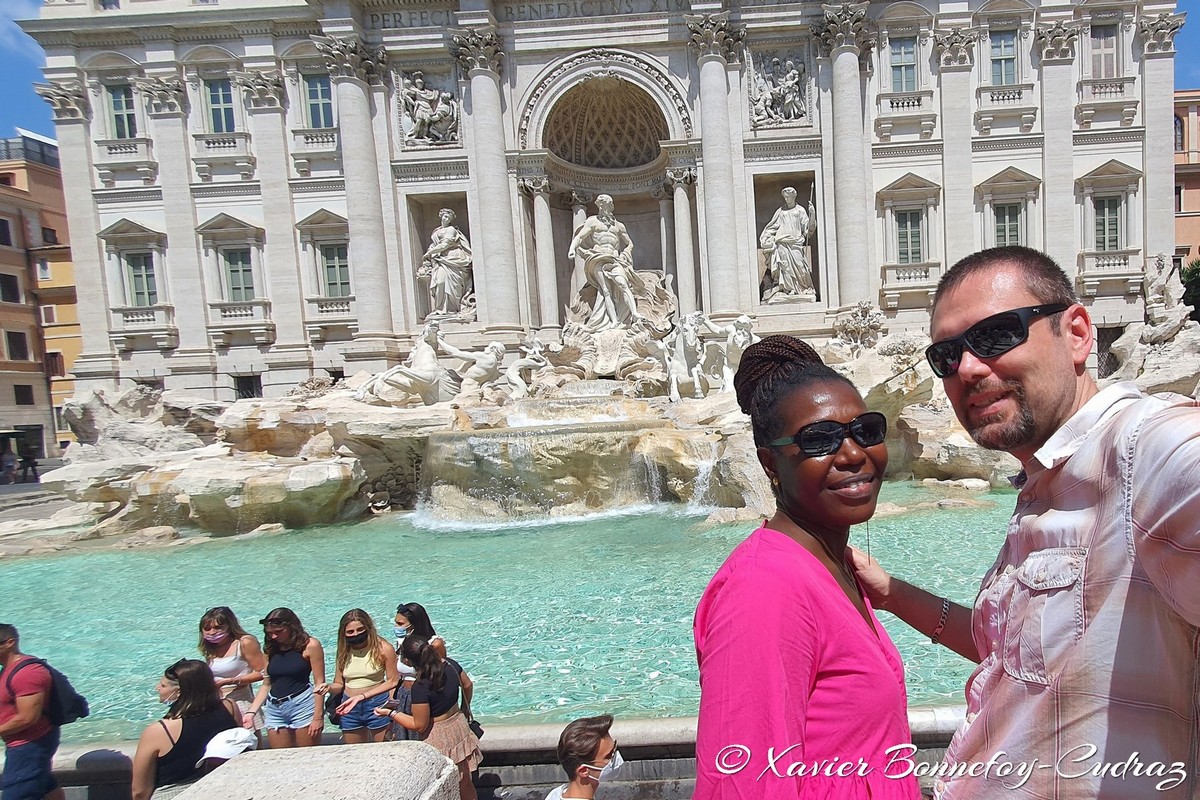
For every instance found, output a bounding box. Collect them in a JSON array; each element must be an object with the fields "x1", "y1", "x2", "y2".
[{"x1": 328, "y1": 609, "x2": 400, "y2": 743}]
